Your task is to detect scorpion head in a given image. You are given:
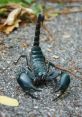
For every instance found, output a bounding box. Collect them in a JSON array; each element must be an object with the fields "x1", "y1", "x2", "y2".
[{"x1": 38, "y1": 72, "x2": 47, "y2": 80}]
